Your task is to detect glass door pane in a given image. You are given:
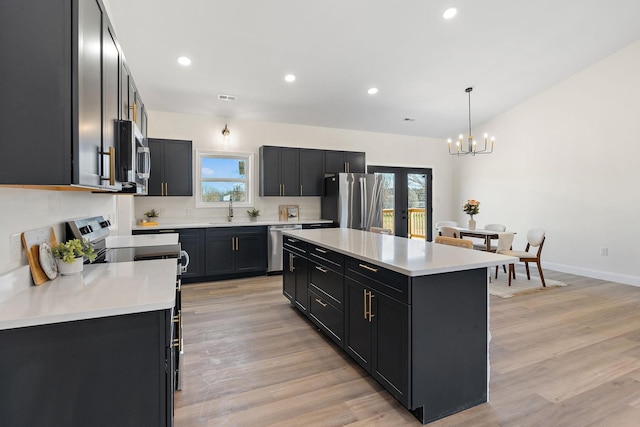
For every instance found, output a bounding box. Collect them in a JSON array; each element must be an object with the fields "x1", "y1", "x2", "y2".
[
  {"x1": 407, "y1": 173, "x2": 426, "y2": 240},
  {"x1": 377, "y1": 173, "x2": 395, "y2": 234}
]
